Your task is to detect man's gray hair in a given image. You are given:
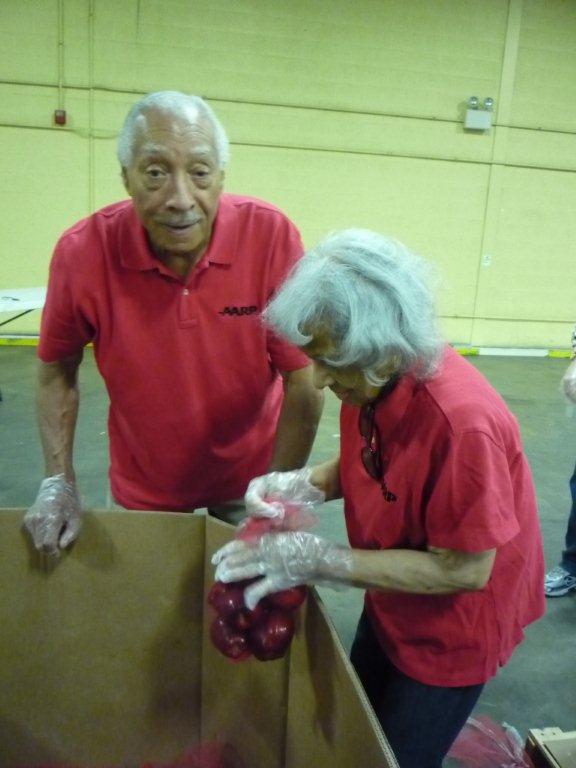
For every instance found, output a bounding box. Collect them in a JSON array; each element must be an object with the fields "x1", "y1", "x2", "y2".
[
  {"x1": 264, "y1": 229, "x2": 444, "y2": 383},
  {"x1": 117, "y1": 91, "x2": 230, "y2": 169}
]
